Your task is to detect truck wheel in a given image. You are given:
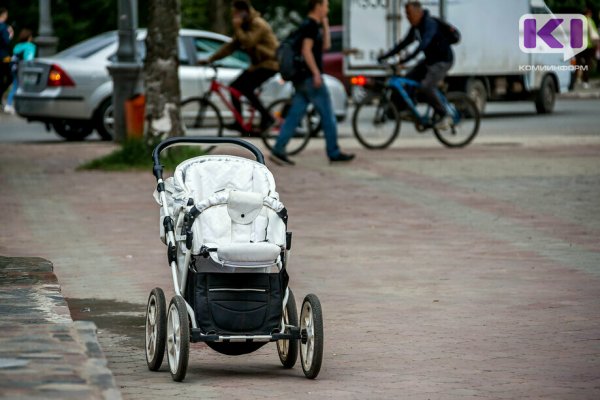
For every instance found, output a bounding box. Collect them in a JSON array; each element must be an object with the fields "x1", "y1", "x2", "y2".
[
  {"x1": 94, "y1": 98, "x2": 114, "y2": 141},
  {"x1": 466, "y1": 79, "x2": 487, "y2": 114},
  {"x1": 534, "y1": 75, "x2": 556, "y2": 114}
]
